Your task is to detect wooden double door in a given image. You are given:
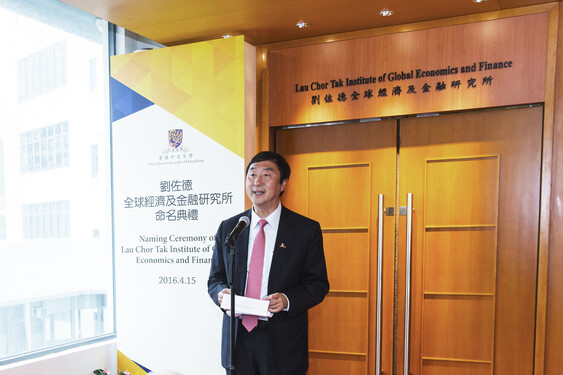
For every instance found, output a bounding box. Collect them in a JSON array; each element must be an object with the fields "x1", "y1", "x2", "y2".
[{"x1": 276, "y1": 106, "x2": 543, "y2": 375}]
